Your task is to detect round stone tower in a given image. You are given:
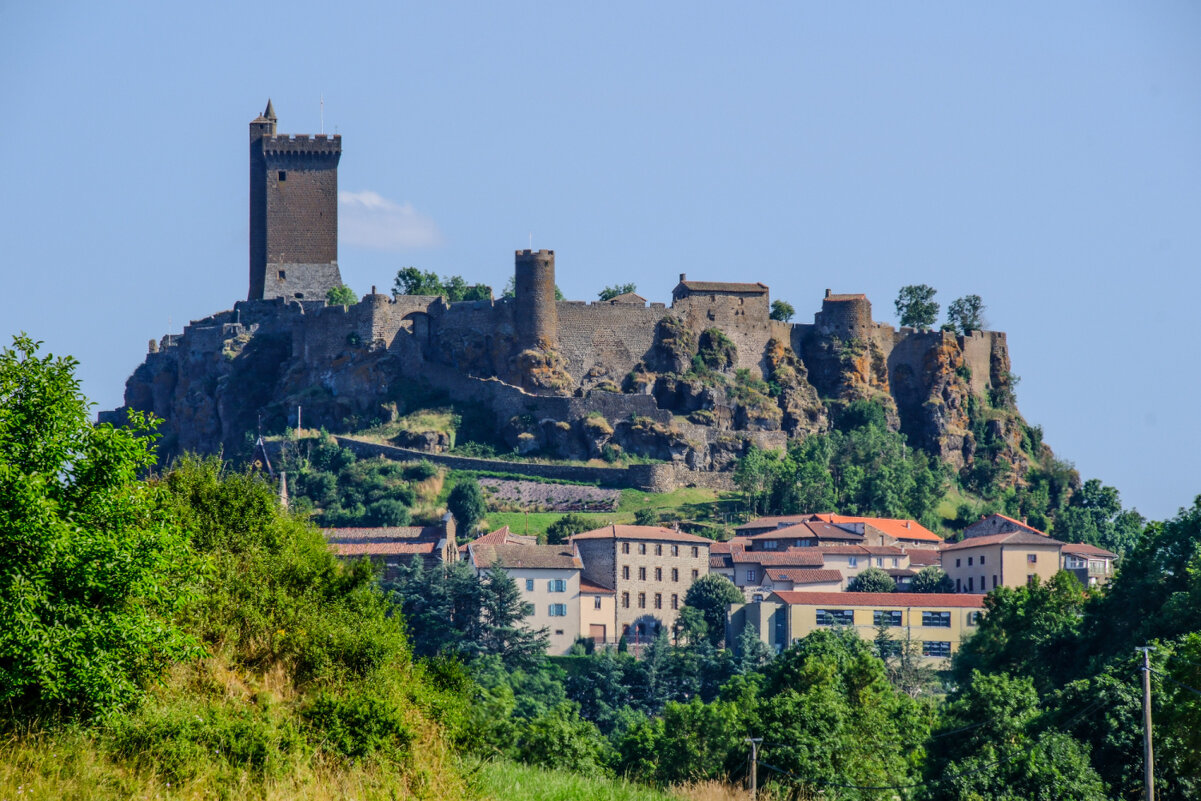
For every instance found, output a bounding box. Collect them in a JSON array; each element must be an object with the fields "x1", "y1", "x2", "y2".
[
  {"x1": 816, "y1": 290, "x2": 873, "y2": 337},
  {"x1": 514, "y1": 249, "x2": 558, "y2": 350}
]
